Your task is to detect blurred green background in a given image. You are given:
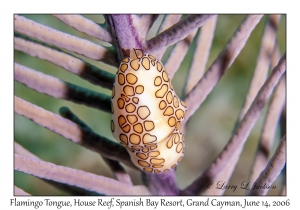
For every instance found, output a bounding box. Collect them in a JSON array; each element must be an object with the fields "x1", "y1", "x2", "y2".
[{"x1": 14, "y1": 14, "x2": 286, "y2": 195}]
